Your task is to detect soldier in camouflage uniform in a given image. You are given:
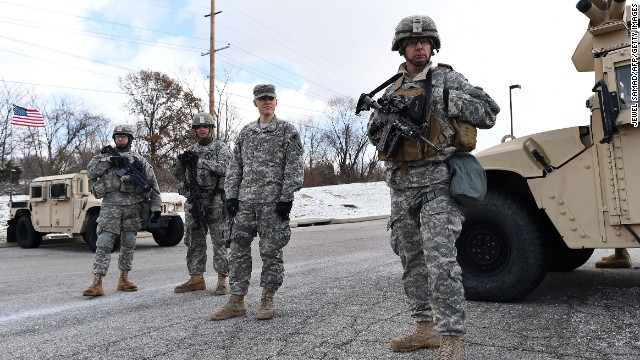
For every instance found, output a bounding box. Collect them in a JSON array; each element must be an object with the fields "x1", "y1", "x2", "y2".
[
  {"x1": 173, "y1": 112, "x2": 232, "y2": 295},
  {"x1": 211, "y1": 84, "x2": 304, "y2": 321},
  {"x1": 367, "y1": 16, "x2": 499, "y2": 359},
  {"x1": 83, "y1": 124, "x2": 162, "y2": 297}
]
